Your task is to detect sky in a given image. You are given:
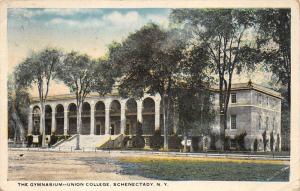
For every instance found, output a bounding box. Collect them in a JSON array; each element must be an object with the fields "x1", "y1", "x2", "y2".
[{"x1": 7, "y1": 8, "x2": 274, "y2": 97}]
